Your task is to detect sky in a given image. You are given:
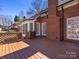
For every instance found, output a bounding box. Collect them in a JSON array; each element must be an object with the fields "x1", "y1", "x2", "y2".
[
  {"x1": 0, "y1": 0, "x2": 33, "y2": 19},
  {"x1": 0, "y1": 0, "x2": 48, "y2": 22}
]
